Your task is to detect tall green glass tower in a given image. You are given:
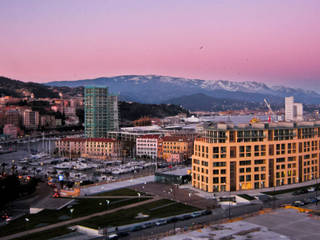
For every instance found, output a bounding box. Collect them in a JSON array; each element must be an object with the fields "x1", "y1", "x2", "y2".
[{"x1": 84, "y1": 86, "x2": 119, "y2": 138}]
